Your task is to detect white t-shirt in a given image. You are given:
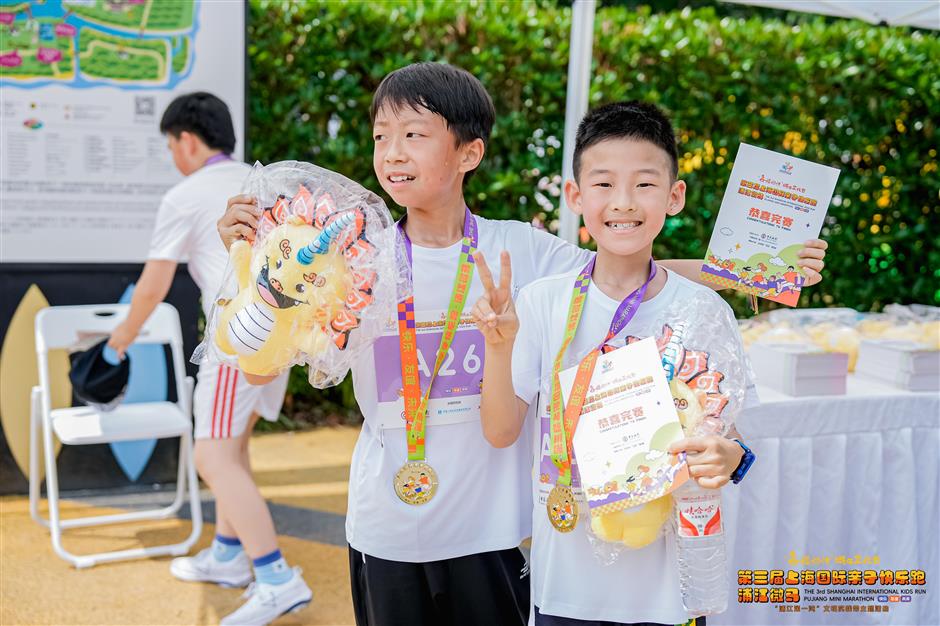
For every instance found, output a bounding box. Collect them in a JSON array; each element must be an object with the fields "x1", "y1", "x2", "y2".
[
  {"x1": 346, "y1": 216, "x2": 593, "y2": 563},
  {"x1": 512, "y1": 267, "x2": 759, "y2": 623},
  {"x1": 148, "y1": 160, "x2": 250, "y2": 317}
]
